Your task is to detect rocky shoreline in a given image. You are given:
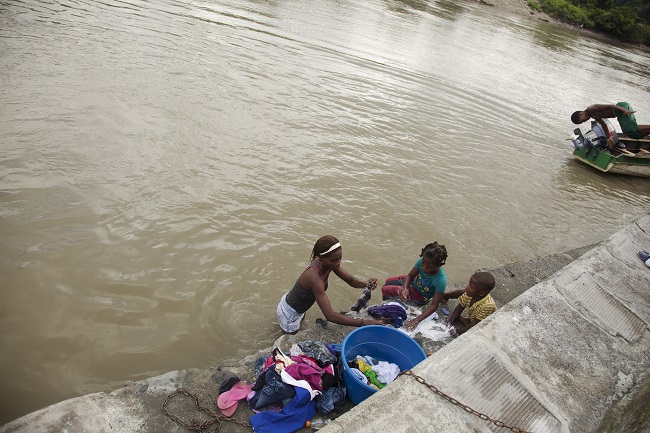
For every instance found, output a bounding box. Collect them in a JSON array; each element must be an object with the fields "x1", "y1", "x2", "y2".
[
  {"x1": 479, "y1": 0, "x2": 537, "y2": 18},
  {"x1": 1, "y1": 243, "x2": 596, "y2": 433},
  {"x1": 474, "y1": 0, "x2": 556, "y2": 23}
]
